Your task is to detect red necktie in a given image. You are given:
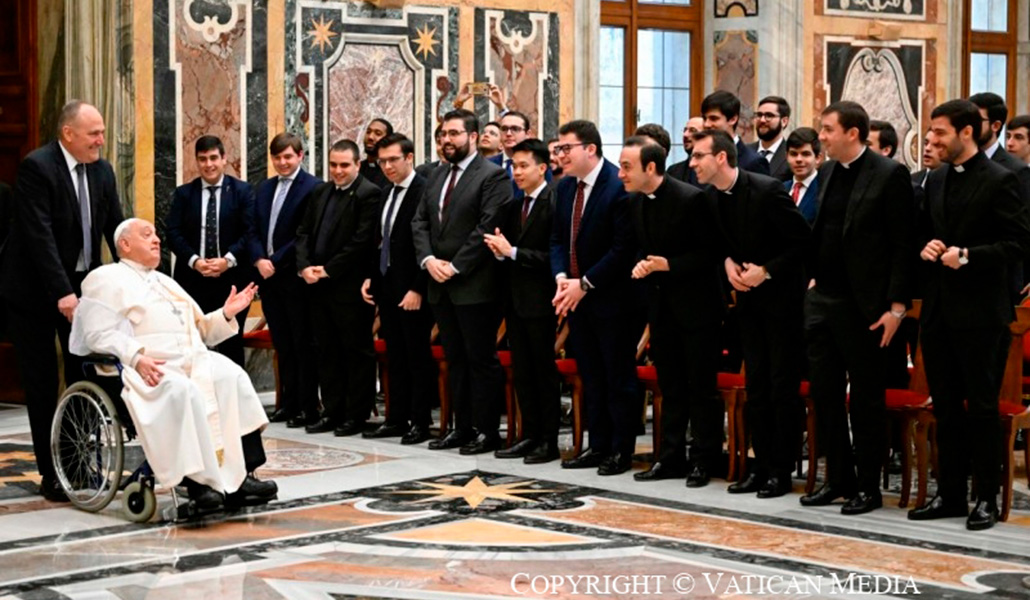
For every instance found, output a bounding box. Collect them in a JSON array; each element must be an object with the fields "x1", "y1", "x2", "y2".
[
  {"x1": 570, "y1": 181, "x2": 586, "y2": 278},
  {"x1": 441, "y1": 165, "x2": 460, "y2": 217},
  {"x1": 791, "y1": 181, "x2": 803, "y2": 205}
]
